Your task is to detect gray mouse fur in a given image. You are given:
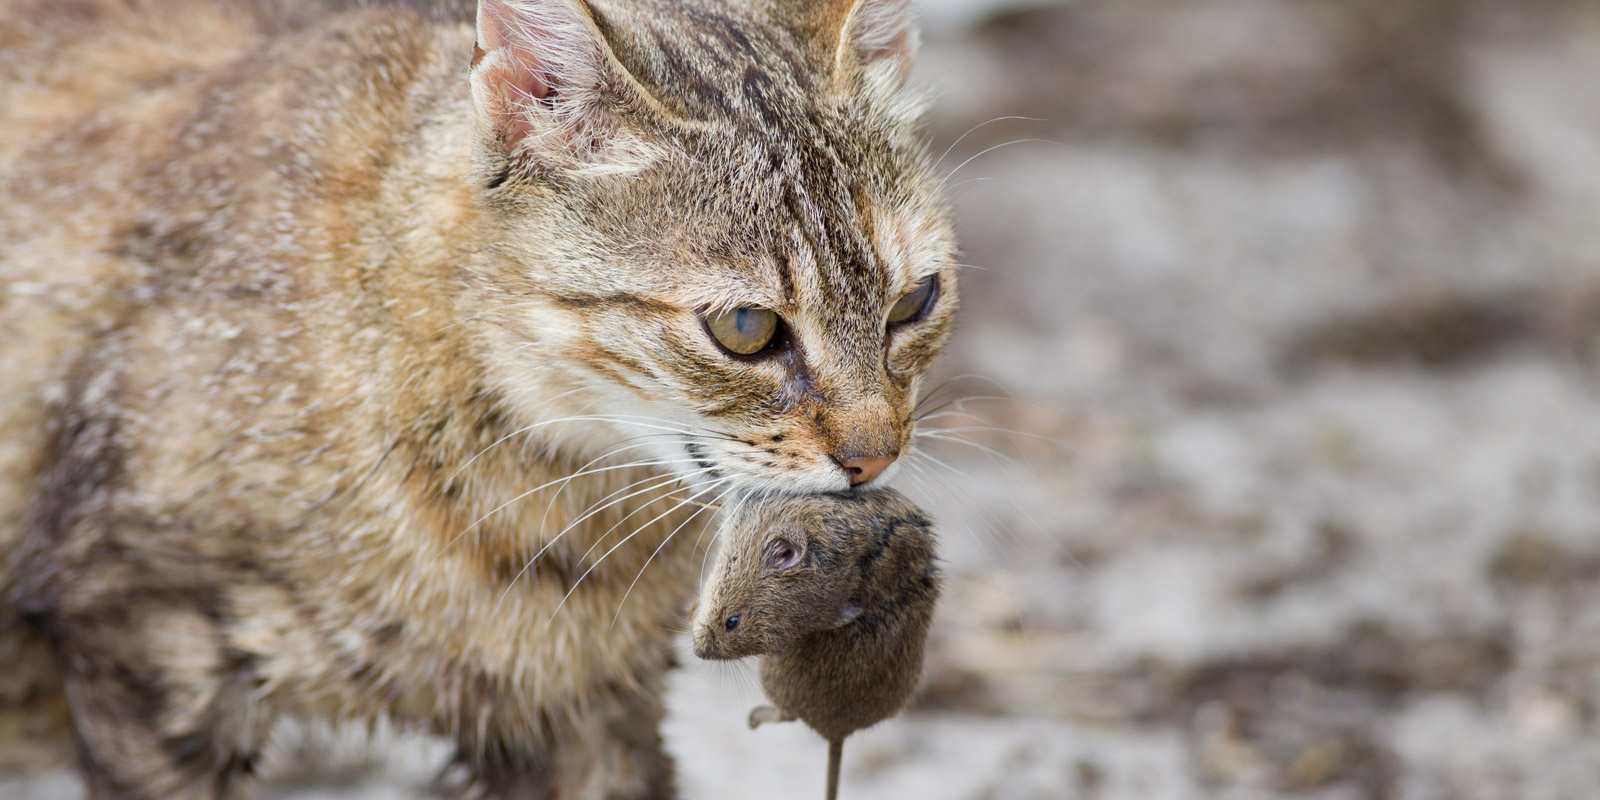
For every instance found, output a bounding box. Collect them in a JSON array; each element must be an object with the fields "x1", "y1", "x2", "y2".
[{"x1": 692, "y1": 488, "x2": 941, "y2": 800}]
